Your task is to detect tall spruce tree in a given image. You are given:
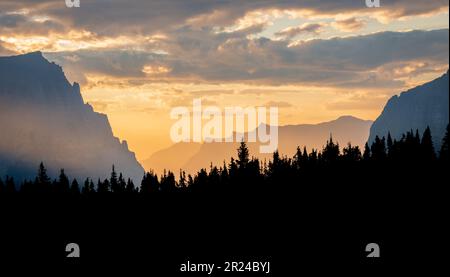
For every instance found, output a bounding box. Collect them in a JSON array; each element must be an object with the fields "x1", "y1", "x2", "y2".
[
  {"x1": 97, "y1": 179, "x2": 110, "y2": 193},
  {"x1": 363, "y1": 142, "x2": 371, "y2": 161},
  {"x1": 237, "y1": 140, "x2": 250, "y2": 169},
  {"x1": 58, "y1": 169, "x2": 70, "y2": 193},
  {"x1": 70, "y1": 179, "x2": 80, "y2": 195},
  {"x1": 82, "y1": 178, "x2": 91, "y2": 194},
  {"x1": 110, "y1": 165, "x2": 119, "y2": 193},
  {"x1": 387, "y1": 132, "x2": 393, "y2": 158},
  {"x1": 126, "y1": 178, "x2": 136, "y2": 193},
  {"x1": 118, "y1": 173, "x2": 126, "y2": 193},
  {"x1": 37, "y1": 162, "x2": 51, "y2": 192},
  {"x1": 89, "y1": 179, "x2": 95, "y2": 193},
  {"x1": 439, "y1": 124, "x2": 449, "y2": 162},
  {"x1": 370, "y1": 136, "x2": 386, "y2": 161},
  {"x1": 420, "y1": 126, "x2": 436, "y2": 161},
  {"x1": 322, "y1": 135, "x2": 340, "y2": 164}
]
